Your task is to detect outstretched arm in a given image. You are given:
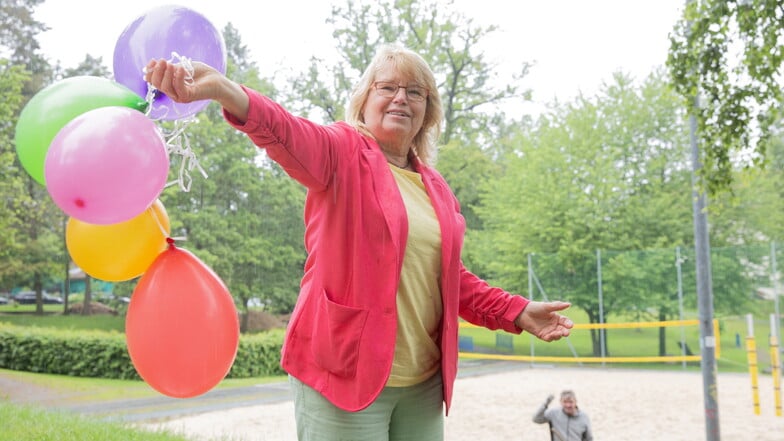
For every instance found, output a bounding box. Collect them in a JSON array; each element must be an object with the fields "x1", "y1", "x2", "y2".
[
  {"x1": 533, "y1": 394, "x2": 555, "y2": 423},
  {"x1": 515, "y1": 301, "x2": 573, "y2": 342}
]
